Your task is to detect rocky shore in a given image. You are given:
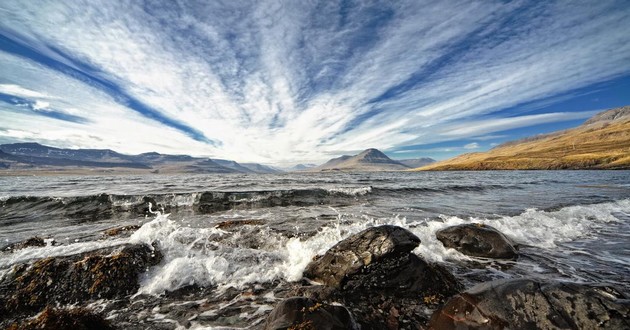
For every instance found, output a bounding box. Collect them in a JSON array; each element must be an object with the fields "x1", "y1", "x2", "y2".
[{"x1": 1, "y1": 224, "x2": 628, "y2": 329}]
